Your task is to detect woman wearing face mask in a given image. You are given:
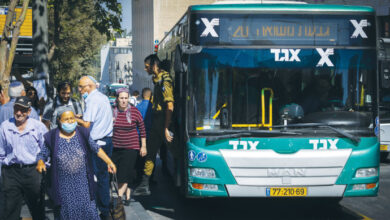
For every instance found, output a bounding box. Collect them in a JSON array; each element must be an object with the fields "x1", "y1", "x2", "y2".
[
  {"x1": 112, "y1": 87, "x2": 147, "y2": 205},
  {"x1": 36, "y1": 106, "x2": 116, "y2": 220}
]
